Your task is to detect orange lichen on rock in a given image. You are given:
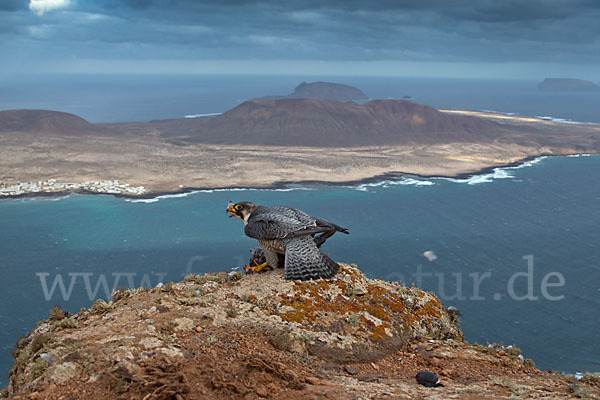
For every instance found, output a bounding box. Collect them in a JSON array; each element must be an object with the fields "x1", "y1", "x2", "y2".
[
  {"x1": 278, "y1": 264, "x2": 461, "y2": 345},
  {"x1": 6, "y1": 262, "x2": 597, "y2": 400},
  {"x1": 6, "y1": 263, "x2": 462, "y2": 399}
]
